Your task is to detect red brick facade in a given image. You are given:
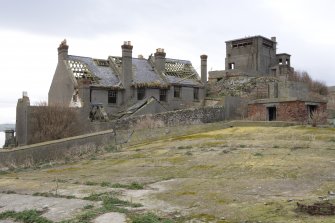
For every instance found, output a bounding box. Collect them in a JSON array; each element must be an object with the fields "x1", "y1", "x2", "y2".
[{"x1": 248, "y1": 100, "x2": 327, "y2": 123}]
